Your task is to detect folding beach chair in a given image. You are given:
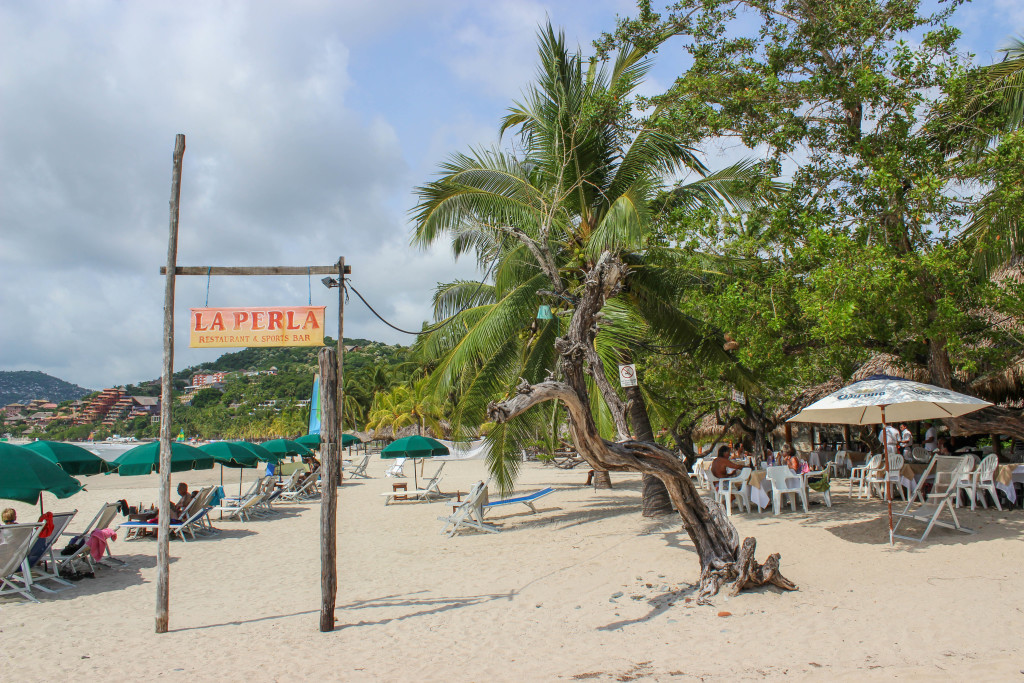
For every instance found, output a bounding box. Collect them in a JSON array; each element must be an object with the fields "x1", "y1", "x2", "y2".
[
  {"x1": 437, "y1": 482, "x2": 497, "y2": 536},
  {"x1": 384, "y1": 457, "x2": 407, "y2": 478},
  {"x1": 483, "y1": 487, "x2": 556, "y2": 516},
  {"x1": 58, "y1": 502, "x2": 122, "y2": 573},
  {"x1": 22, "y1": 511, "x2": 78, "y2": 590},
  {"x1": 892, "y1": 455, "x2": 974, "y2": 543},
  {"x1": 279, "y1": 474, "x2": 320, "y2": 502},
  {"x1": 0, "y1": 523, "x2": 45, "y2": 603},
  {"x1": 344, "y1": 455, "x2": 370, "y2": 479},
  {"x1": 120, "y1": 506, "x2": 213, "y2": 542},
  {"x1": 213, "y1": 490, "x2": 267, "y2": 521}
]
